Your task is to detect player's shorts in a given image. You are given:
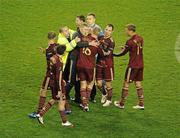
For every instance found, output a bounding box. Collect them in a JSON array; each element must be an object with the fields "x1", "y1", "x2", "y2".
[
  {"x1": 96, "y1": 65, "x2": 114, "y2": 82},
  {"x1": 77, "y1": 67, "x2": 95, "y2": 82},
  {"x1": 125, "y1": 67, "x2": 144, "y2": 83},
  {"x1": 50, "y1": 81, "x2": 66, "y2": 100}
]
